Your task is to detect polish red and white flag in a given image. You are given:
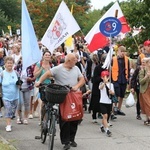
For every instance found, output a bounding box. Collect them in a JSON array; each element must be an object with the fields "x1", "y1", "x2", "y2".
[{"x1": 84, "y1": 2, "x2": 130, "y2": 52}]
